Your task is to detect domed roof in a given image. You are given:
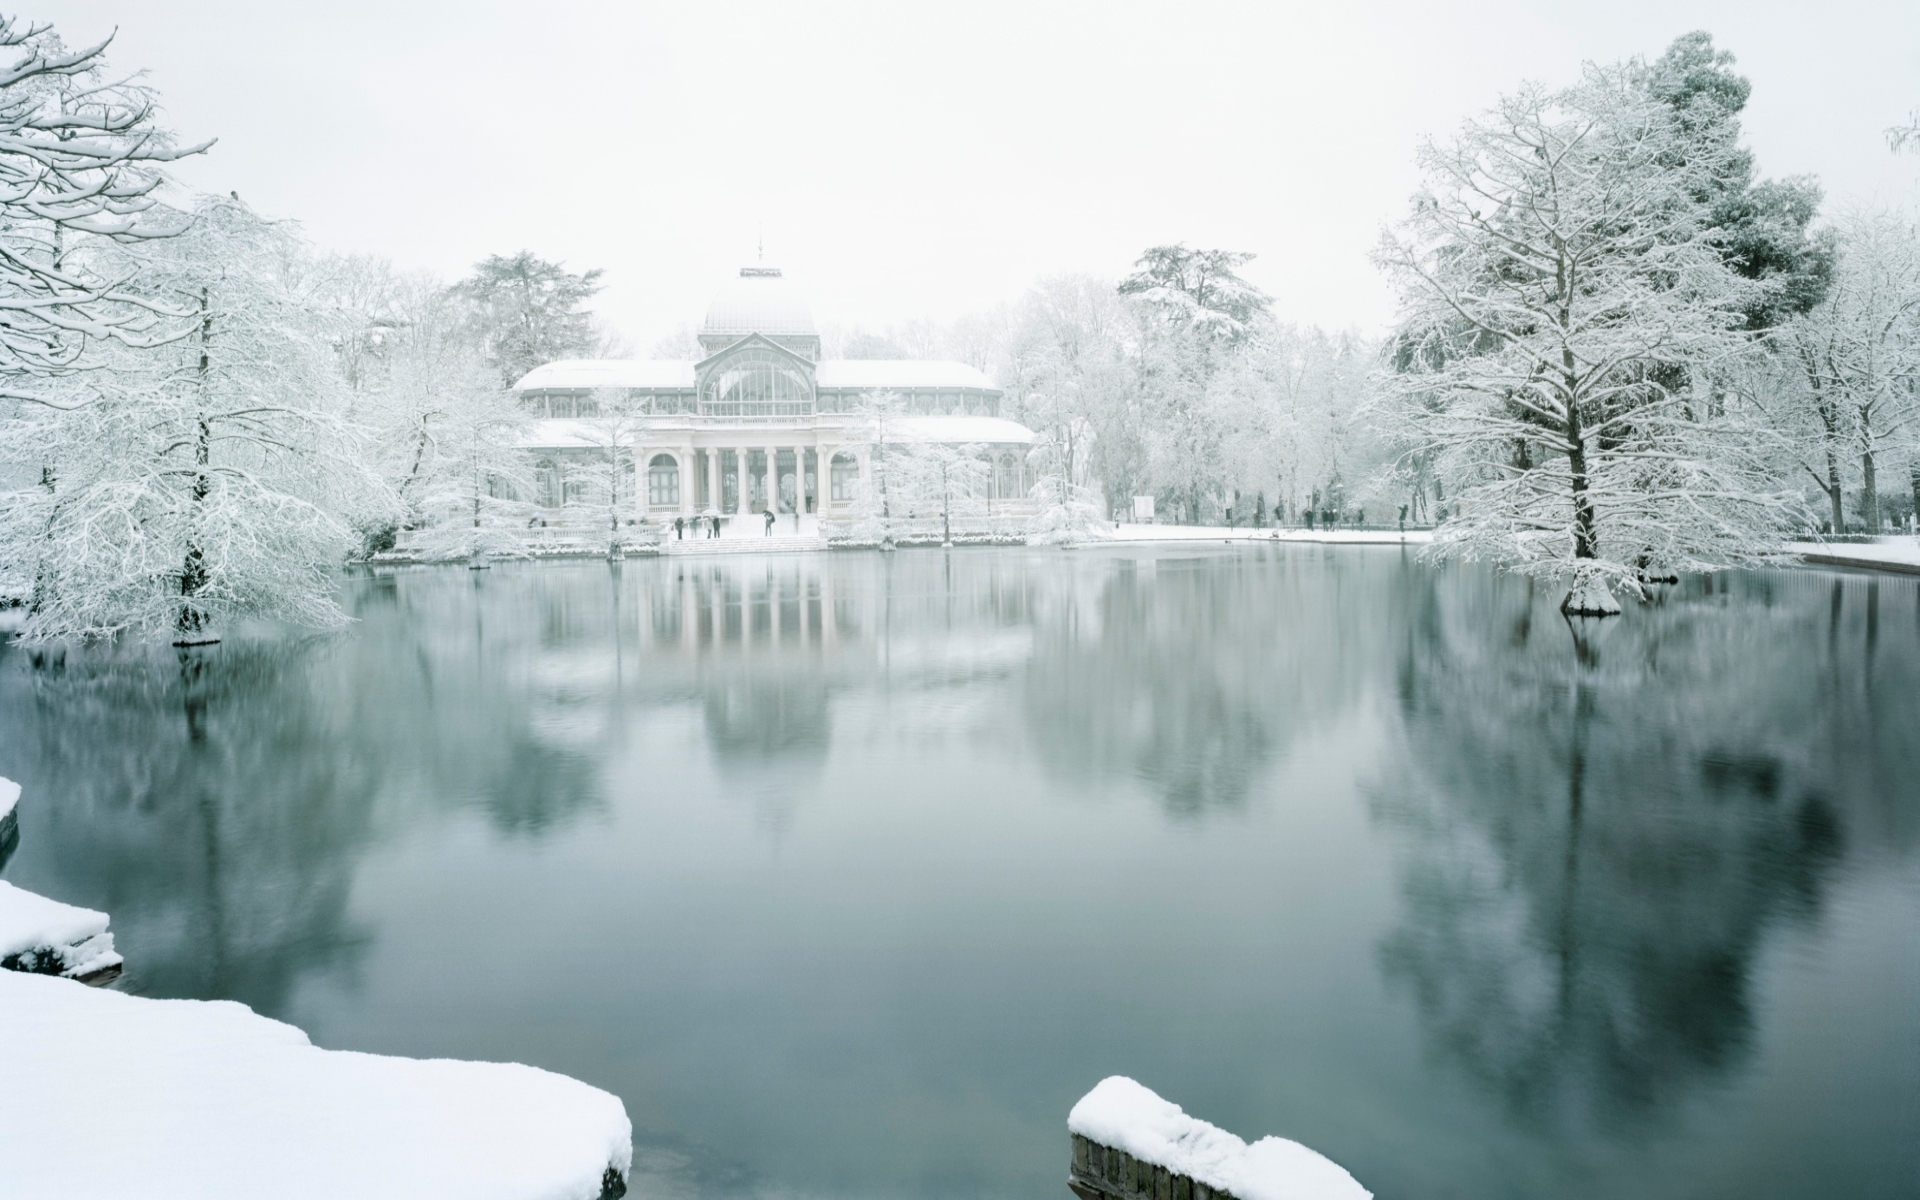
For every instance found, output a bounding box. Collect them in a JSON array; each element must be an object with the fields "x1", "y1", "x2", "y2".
[{"x1": 701, "y1": 267, "x2": 816, "y2": 337}]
